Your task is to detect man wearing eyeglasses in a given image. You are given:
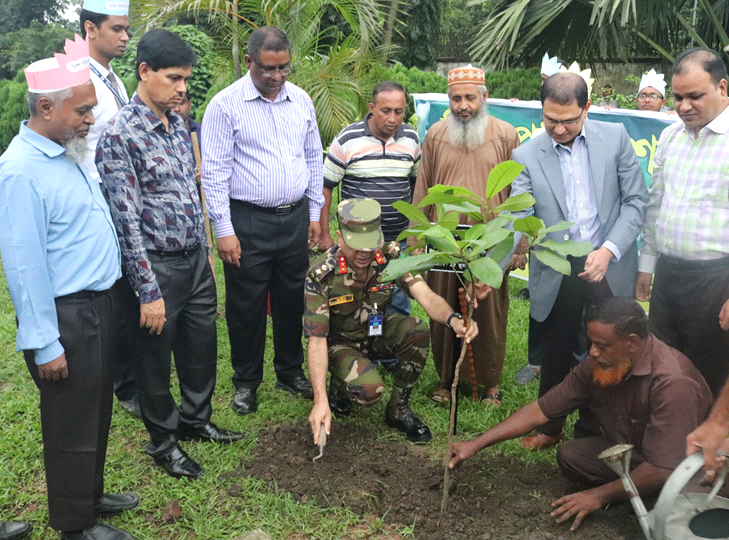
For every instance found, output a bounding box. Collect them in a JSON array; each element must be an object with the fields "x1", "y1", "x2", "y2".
[
  {"x1": 202, "y1": 27, "x2": 324, "y2": 415},
  {"x1": 636, "y1": 69, "x2": 668, "y2": 112},
  {"x1": 508, "y1": 72, "x2": 648, "y2": 451}
]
